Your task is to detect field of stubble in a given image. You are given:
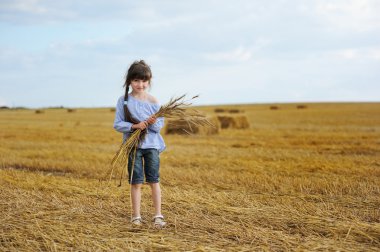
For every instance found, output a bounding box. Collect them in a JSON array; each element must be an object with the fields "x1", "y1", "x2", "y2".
[{"x1": 0, "y1": 102, "x2": 379, "y2": 251}]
